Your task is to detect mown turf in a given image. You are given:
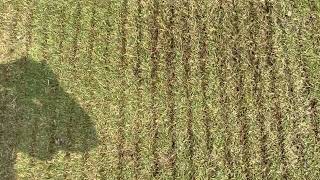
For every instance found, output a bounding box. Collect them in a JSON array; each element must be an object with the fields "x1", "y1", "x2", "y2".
[{"x1": 0, "y1": 0, "x2": 319, "y2": 179}]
